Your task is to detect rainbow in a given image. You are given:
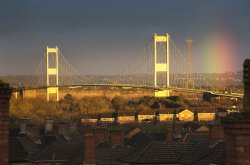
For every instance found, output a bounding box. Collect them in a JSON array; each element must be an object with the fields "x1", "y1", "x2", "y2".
[{"x1": 201, "y1": 27, "x2": 239, "y2": 73}]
